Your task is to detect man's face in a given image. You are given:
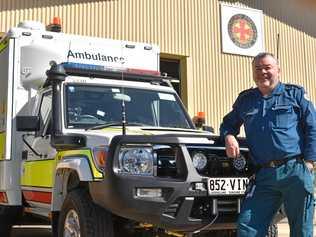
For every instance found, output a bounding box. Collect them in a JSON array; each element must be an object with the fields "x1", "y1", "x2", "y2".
[{"x1": 252, "y1": 55, "x2": 280, "y2": 95}]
